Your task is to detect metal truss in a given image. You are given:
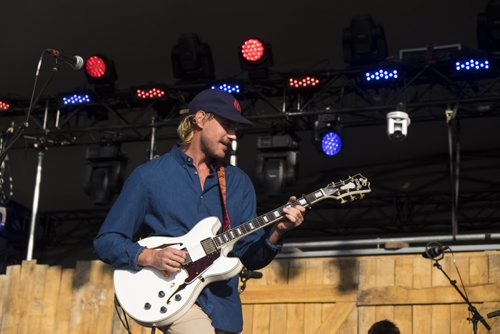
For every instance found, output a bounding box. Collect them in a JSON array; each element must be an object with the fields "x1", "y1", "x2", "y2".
[{"x1": 1, "y1": 61, "x2": 500, "y2": 248}]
